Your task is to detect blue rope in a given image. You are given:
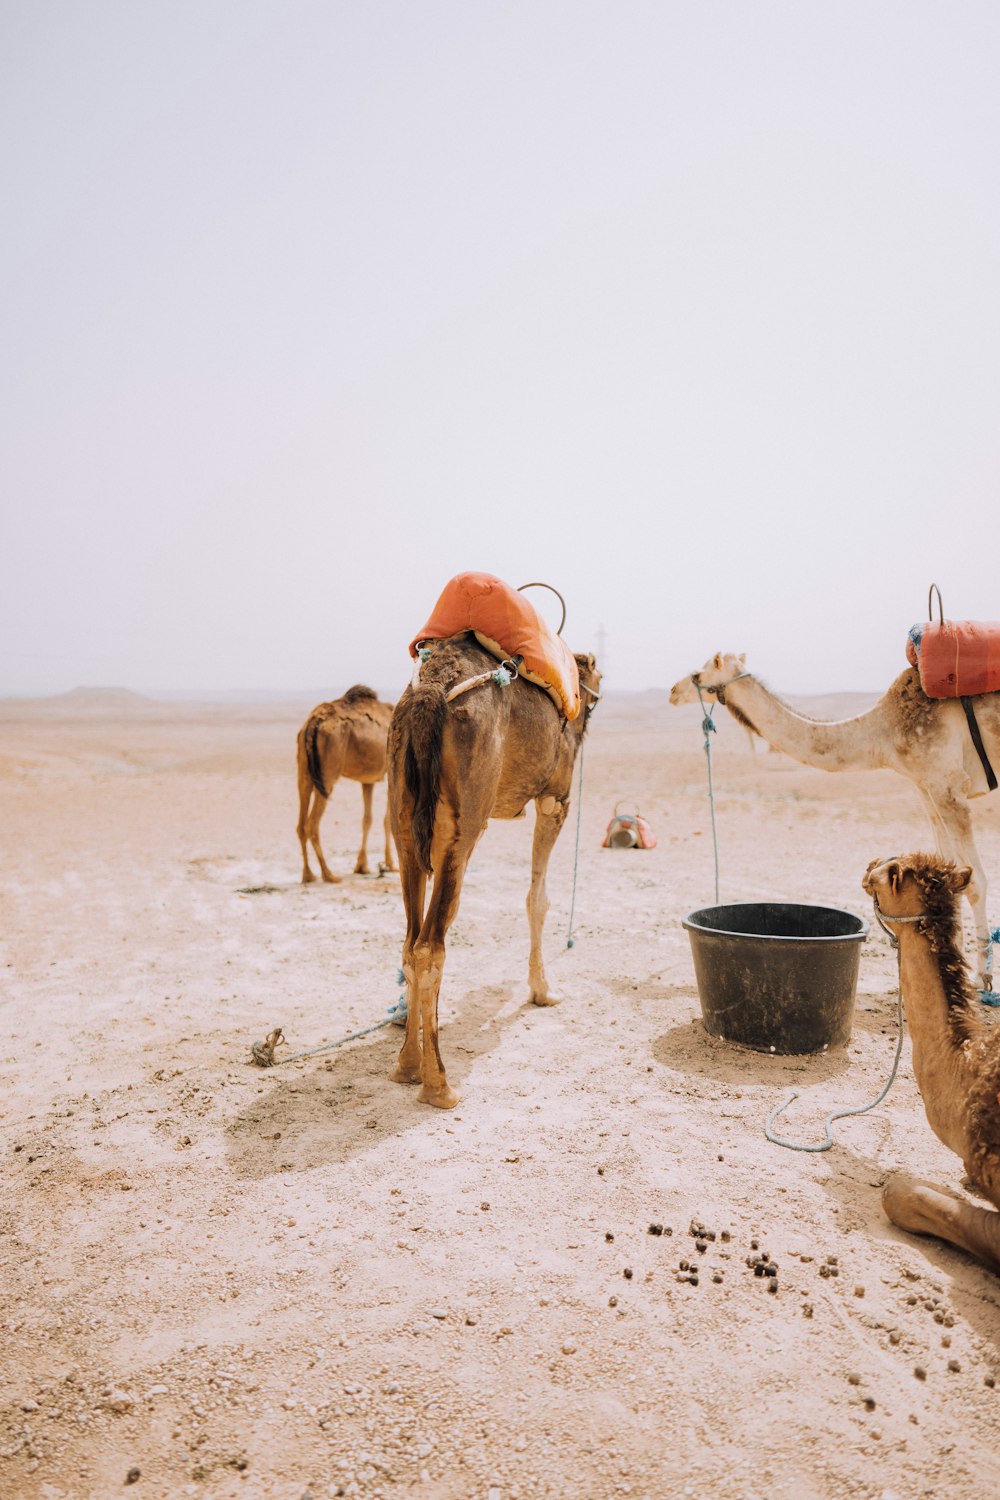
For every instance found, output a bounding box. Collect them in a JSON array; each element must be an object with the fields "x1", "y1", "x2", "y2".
[
  {"x1": 765, "y1": 986, "x2": 905, "y2": 1152},
  {"x1": 492, "y1": 665, "x2": 511, "y2": 686},
  {"x1": 566, "y1": 744, "x2": 585, "y2": 948},
  {"x1": 981, "y1": 927, "x2": 1000, "y2": 1006},
  {"x1": 695, "y1": 683, "x2": 721, "y2": 906},
  {"x1": 264, "y1": 1000, "x2": 407, "y2": 1066}
]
